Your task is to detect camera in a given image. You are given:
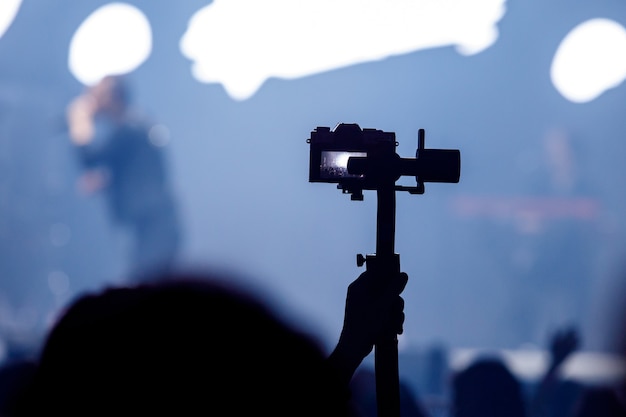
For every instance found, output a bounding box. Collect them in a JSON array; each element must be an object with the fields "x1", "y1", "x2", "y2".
[
  {"x1": 308, "y1": 123, "x2": 396, "y2": 189},
  {"x1": 306, "y1": 123, "x2": 461, "y2": 413},
  {"x1": 307, "y1": 123, "x2": 460, "y2": 198}
]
